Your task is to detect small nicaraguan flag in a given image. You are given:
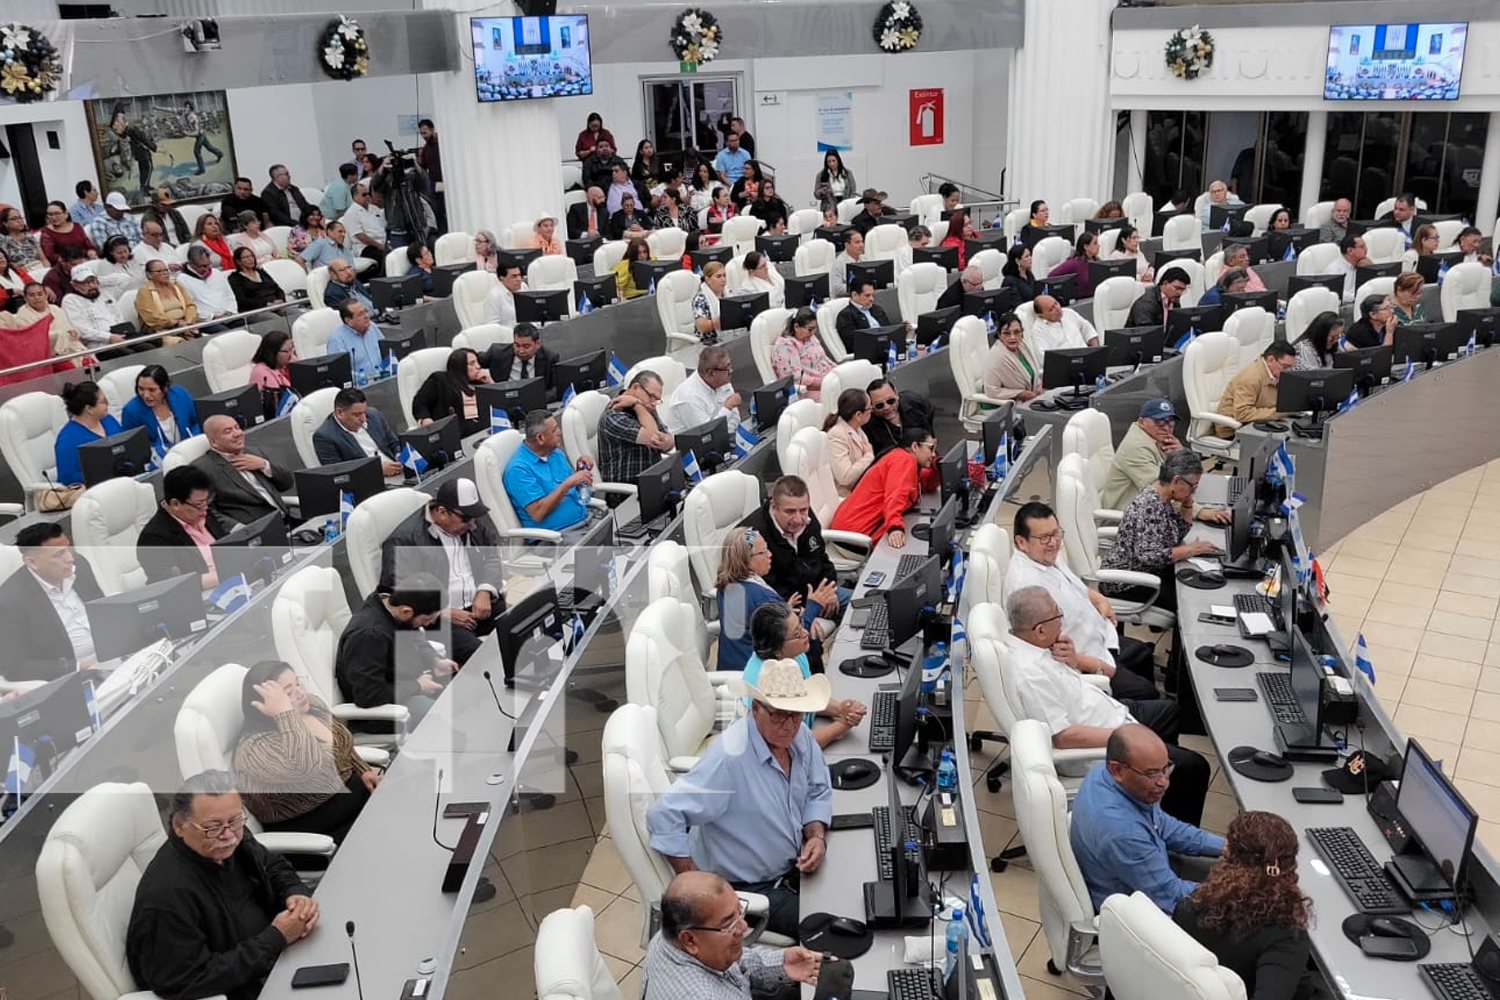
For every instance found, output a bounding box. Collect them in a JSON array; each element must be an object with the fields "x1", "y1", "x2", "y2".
[
  {"x1": 578, "y1": 290, "x2": 594, "y2": 314},
  {"x1": 807, "y1": 295, "x2": 817, "y2": 310},
  {"x1": 490, "y1": 406, "x2": 512, "y2": 433},
  {"x1": 276, "y1": 388, "x2": 299, "y2": 418},
  {"x1": 1437, "y1": 259, "x2": 1450, "y2": 284},
  {"x1": 1220, "y1": 218, "x2": 1232, "y2": 233},
  {"x1": 1280, "y1": 491, "x2": 1307, "y2": 515},
  {"x1": 1337, "y1": 333, "x2": 1348, "y2": 352},
  {"x1": 647, "y1": 276, "x2": 657, "y2": 295},
  {"x1": 1282, "y1": 241, "x2": 1296, "y2": 261},
  {"x1": 947, "y1": 548, "x2": 965, "y2": 603},
  {"x1": 1467, "y1": 328, "x2": 1477, "y2": 356},
  {"x1": 339, "y1": 490, "x2": 355, "y2": 531},
  {"x1": 1337, "y1": 380, "x2": 1360, "y2": 413},
  {"x1": 209, "y1": 573, "x2": 254, "y2": 614},
  {"x1": 993, "y1": 433, "x2": 1010, "y2": 480},
  {"x1": 786, "y1": 381, "x2": 797, "y2": 401},
  {"x1": 83, "y1": 679, "x2": 102, "y2": 733},
  {"x1": 1402, "y1": 357, "x2": 1416, "y2": 383},
  {"x1": 681, "y1": 449, "x2": 703, "y2": 483},
  {"x1": 562, "y1": 612, "x2": 586, "y2": 655},
  {"x1": 5, "y1": 736, "x2": 33, "y2": 798},
  {"x1": 733, "y1": 422, "x2": 758, "y2": 460},
  {"x1": 606, "y1": 352, "x2": 627, "y2": 387},
  {"x1": 560, "y1": 382, "x2": 577, "y2": 408},
  {"x1": 968, "y1": 874, "x2": 992, "y2": 948},
  {"x1": 398, "y1": 442, "x2": 428, "y2": 476},
  {"x1": 1269, "y1": 441, "x2": 1294, "y2": 483},
  {"x1": 984, "y1": 311, "x2": 996, "y2": 334},
  {"x1": 1354, "y1": 632, "x2": 1376, "y2": 685},
  {"x1": 1173, "y1": 324, "x2": 1197, "y2": 353},
  {"x1": 383, "y1": 349, "x2": 399, "y2": 377},
  {"x1": 886, "y1": 337, "x2": 898, "y2": 370},
  {"x1": 950, "y1": 614, "x2": 967, "y2": 651}
]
